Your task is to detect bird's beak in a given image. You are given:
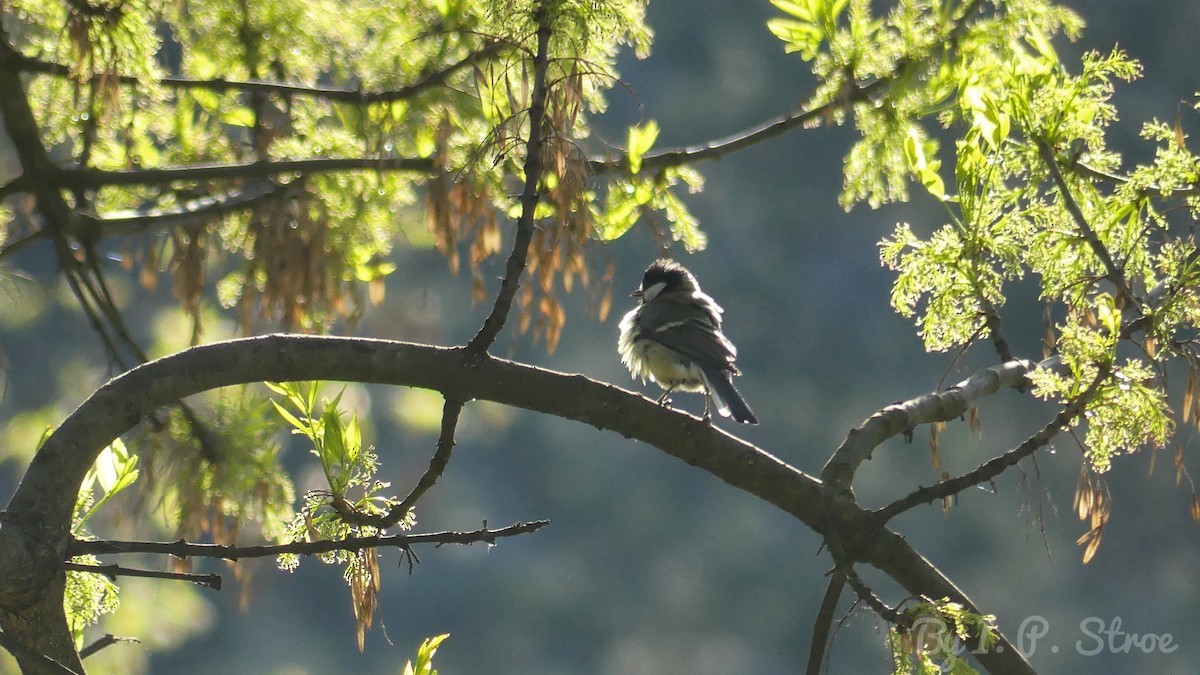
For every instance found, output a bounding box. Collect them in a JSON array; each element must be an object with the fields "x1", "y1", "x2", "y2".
[{"x1": 630, "y1": 289, "x2": 643, "y2": 298}]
